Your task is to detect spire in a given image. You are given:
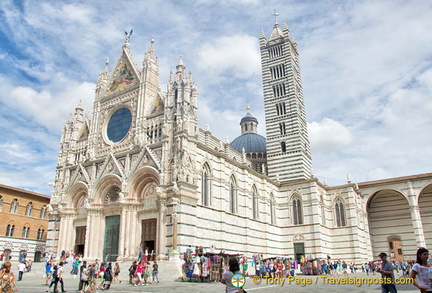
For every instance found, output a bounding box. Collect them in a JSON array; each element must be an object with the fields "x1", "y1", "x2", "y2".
[
  {"x1": 260, "y1": 28, "x2": 266, "y2": 46},
  {"x1": 268, "y1": 21, "x2": 284, "y2": 44},
  {"x1": 76, "y1": 100, "x2": 84, "y2": 112},
  {"x1": 176, "y1": 56, "x2": 185, "y2": 76},
  {"x1": 283, "y1": 21, "x2": 290, "y2": 38},
  {"x1": 144, "y1": 36, "x2": 156, "y2": 62}
]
